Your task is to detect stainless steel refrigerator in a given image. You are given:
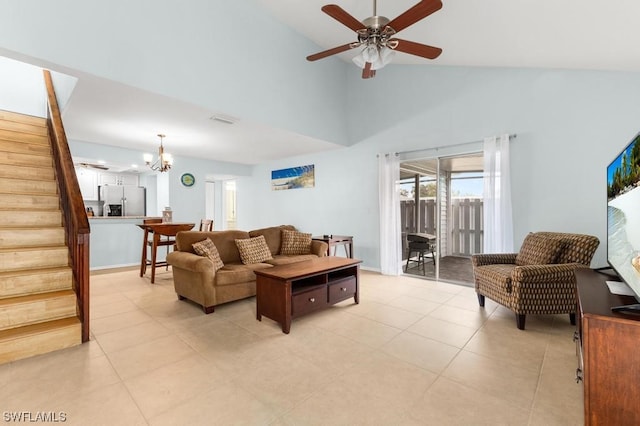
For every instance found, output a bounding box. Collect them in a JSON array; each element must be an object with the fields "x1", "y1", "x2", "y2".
[{"x1": 99, "y1": 185, "x2": 146, "y2": 216}]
